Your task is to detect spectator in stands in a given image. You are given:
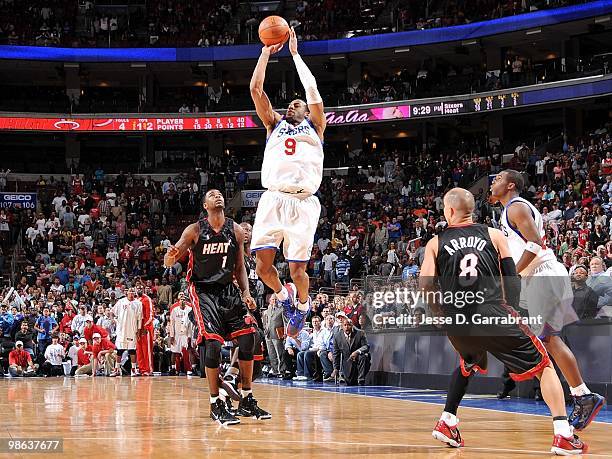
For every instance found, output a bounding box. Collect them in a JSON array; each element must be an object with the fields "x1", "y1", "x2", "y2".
[
  {"x1": 322, "y1": 248, "x2": 337, "y2": 286},
  {"x1": 0, "y1": 303, "x2": 14, "y2": 343},
  {"x1": 335, "y1": 251, "x2": 351, "y2": 284},
  {"x1": 14, "y1": 322, "x2": 35, "y2": 357},
  {"x1": 571, "y1": 265, "x2": 600, "y2": 320},
  {"x1": 263, "y1": 296, "x2": 284, "y2": 377},
  {"x1": 402, "y1": 257, "x2": 419, "y2": 279},
  {"x1": 332, "y1": 312, "x2": 370, "y2": 385},
  {"x1": 282, "y1": 328, "x2": 311, "y2": 380},
  {"x1": 157, "y1": 278, "x2": 172, "y2": 309},
  {"x1": 344, "y1": 292, "x2": 365, "y2": 327},
  {"x1": 75, "y1": 338, "x2": 93, "y2": 376},
  {"x1": 586, "y1": 257, "x2": 612, "y2": 311},
  {"x1": 71, "y1": 306, "x2": 88, "y2": 337},
  {"x1": 90, "y1": 332, "x2": 116, "y2": 376},
  {"x1": 41, "y1": 334, "x2": 65, "y2": 377},
  {"x1": 34, "y1": 307, "x2": 57, "y2": 355},
  {"x1": 83, "y1": 316, "x2": 109, "y2": 343},
  {"x1": 8, "y1": 341, "x2": 37, "y2": 377},
  {"x1": 318, "y1": 314, "x2": 335, "y2": 381}
]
